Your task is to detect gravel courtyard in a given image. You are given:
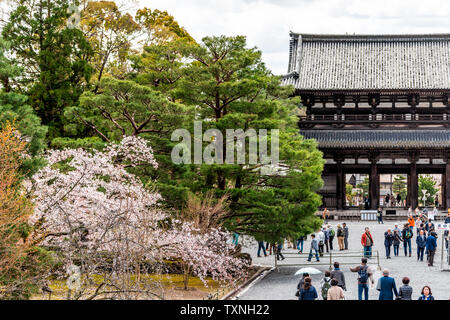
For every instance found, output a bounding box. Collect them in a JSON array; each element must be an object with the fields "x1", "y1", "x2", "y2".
[{"x1": 238, "y1": 220, "x2": 450, "y2": 300}]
